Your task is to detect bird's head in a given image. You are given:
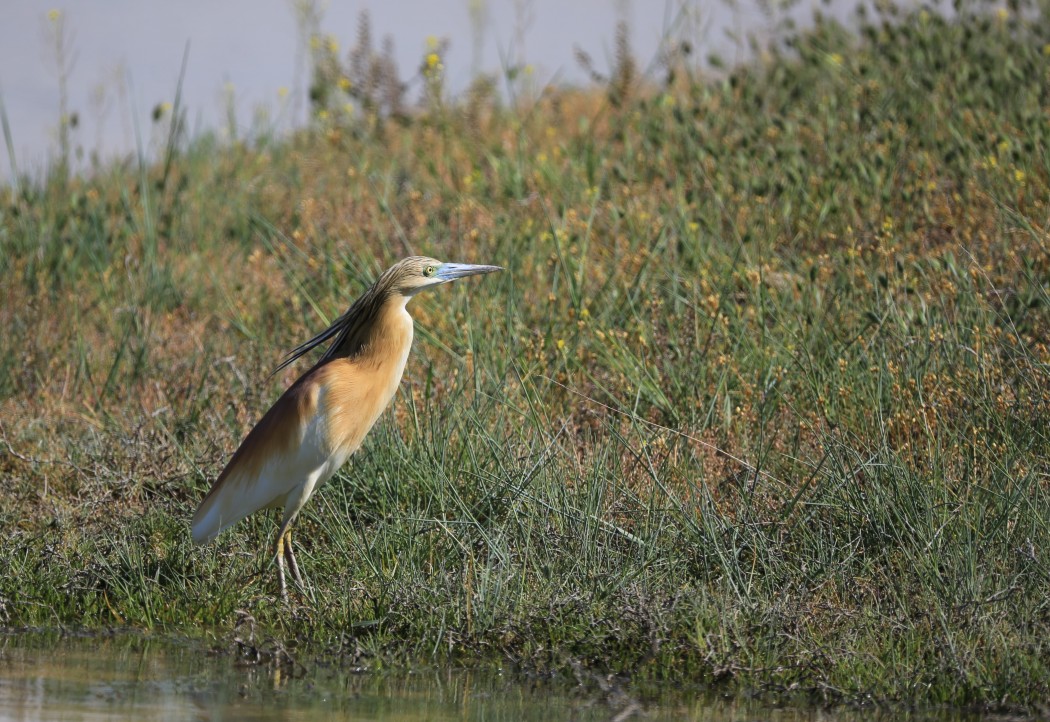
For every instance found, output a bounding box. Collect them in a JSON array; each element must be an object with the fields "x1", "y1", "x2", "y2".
[{"x1": 387, "y1": 256, "x2": 502, "y2": 297}]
